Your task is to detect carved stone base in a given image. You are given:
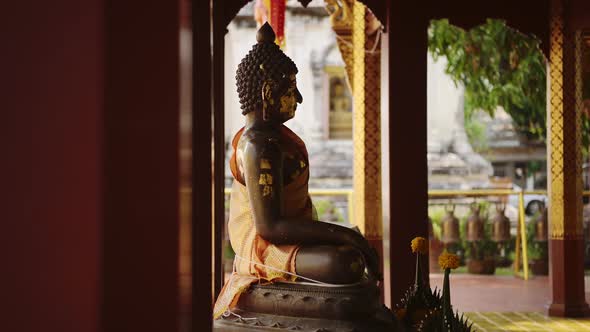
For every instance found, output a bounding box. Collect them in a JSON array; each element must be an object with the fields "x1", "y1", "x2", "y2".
[
  {"x1": 214, "y1": 308, "x2": 402, "y2": 332},
  {"x1": 237, "y1": 281, "x2": 380, "y2": 320},
  {"x1": 214, "y1": 281, "x2": 404, "y2": 331}
]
